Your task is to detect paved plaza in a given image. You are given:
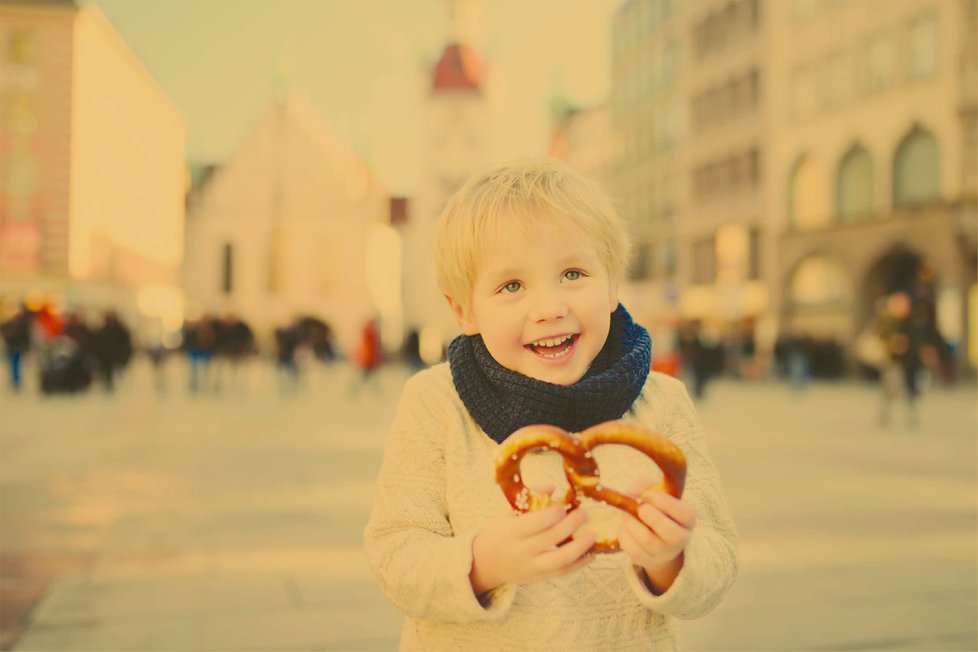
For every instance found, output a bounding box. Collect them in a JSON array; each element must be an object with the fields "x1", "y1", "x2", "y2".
[{"x1": 0, "y1": 357, "x2": 975, "y2": 651}]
